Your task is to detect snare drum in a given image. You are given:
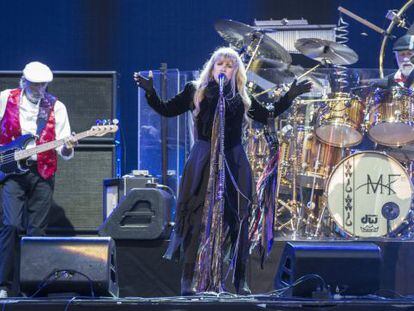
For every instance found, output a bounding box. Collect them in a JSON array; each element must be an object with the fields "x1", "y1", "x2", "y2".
[
  {"x1": 316, "y1": 92, "x2": 365, "y2": 147},
  {"x1": 326, "y1": 151, "x2": 413, "y2": 237},
  {"x1": 366, "y1": 86, "x2": 414, "y2": 147}
]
